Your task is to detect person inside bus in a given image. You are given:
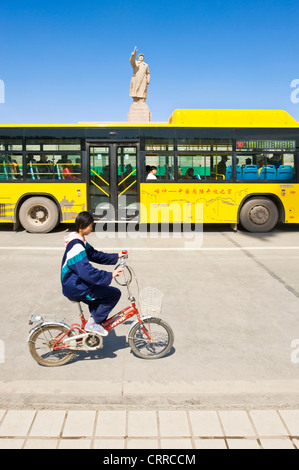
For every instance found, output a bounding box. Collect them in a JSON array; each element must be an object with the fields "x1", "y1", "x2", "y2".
[
  {"x1": 257, "y1": 157, "x2": 267, "y2": 174},
  {"x1": 27, "y1": 153, "x2": 39, "y2": 179},
  {"x1": 123, "y1": 163, "x2": 135, "y2": 189},
  {"x1": 61, "y1": 211, "x2": 126, "y2": 336},
  {"x1": 216, "y1": 156, "x2": 228, "y2": 177},
  {"x1": 63, "y1": 160, "x2": 80, "y2": 180},
  {"x1": 39, "y1": 154, "x2": 52, "y2": 179},
  {"x1": 184, "y1": 167, "x2": 200, "y2": 179},
  {"x1": 72, "y1": 157, "x2": 81, "y2": 178},
  {"x1": 146, "y1": 166, "x2": 157, "y2": 180},
  {"x1": 184, "y1": 167, "x2": 194, "y2": 179},
  {"x1": 269, "y1": 153, "x2": 282, "y2": 169}
]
